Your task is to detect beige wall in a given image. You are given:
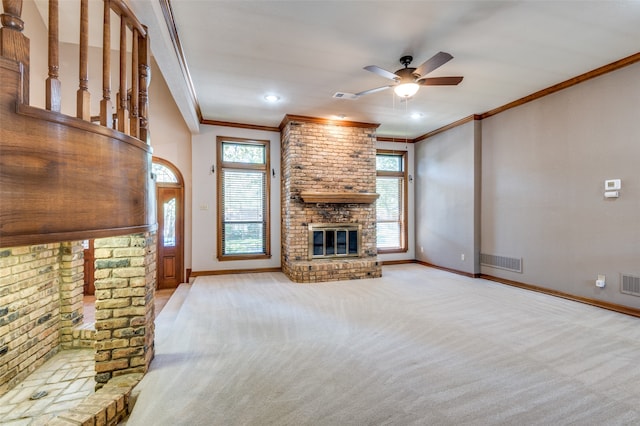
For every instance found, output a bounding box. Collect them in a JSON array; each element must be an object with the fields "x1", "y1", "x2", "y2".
[
  {"x1": 415, "y1": 120, "x2": 481, "y2": 275},
  {"x1": 481, "y1": 62, "x2": 640, "y2": 308},
  {"x1": 415, "y1": 61, "x2": 640, "y2": 309},
  {"x1": 148, "y1": 58, "x2": 193, "y2": 277},
  {"x1": 191, "y1": 125, "x2": 281, "y2": 272}
]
